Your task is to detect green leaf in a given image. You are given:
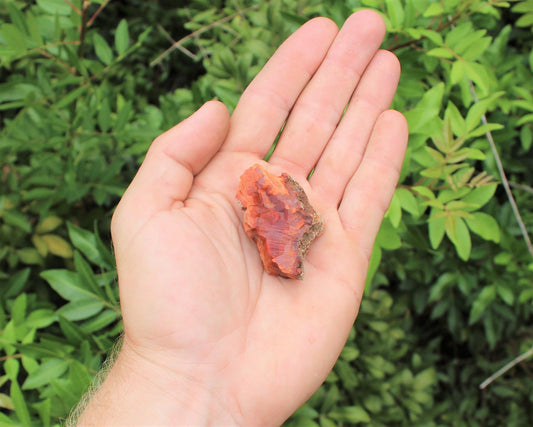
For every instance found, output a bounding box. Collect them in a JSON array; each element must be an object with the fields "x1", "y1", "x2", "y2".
[
  {"x1": 395, "y1": 188, "x2": 420, "y2": 217},
  {"x1": 93, "y1": 33, "x2": 114, "y2": 65},
  {"x1": 445, "y1": 216, "x2": 471, "y2": 260},
  {"x1": 67, "y1": 223, "x2": 102, "y2": 265},
  {"x1": 516, "y1": 12, "x2": 533, "y2": 27},
  {"x1": 385, "y1": 0, "x2": 404, "y2": 28},
  {"x1": 464, "y1": 62, "x2": 491, "y2": 94},
  {"x1": 460, "y1": 184, "x2": 497, "y2": 210},
  {"x1": 446, "y1": 102, "x2": 466, "y2": 136},
  {"x1": 22, "y1": 359, "x2": 69, "y2": 390},
  {"x1": 376, "y1": 219, "x2": 402, "y2": 250},
  {"x1": 423, "y1": 3, "x2": 444, "y2": 17},
  {"x1": 25, "y1": 309, "x2": 57, "y2": 329},
  {"x1": 41, "y1": 269, "x2": 95, "y2": 301},
  {"x1": 427, "y1": 47, "x2": 454, "y2": 59},
  {"x1": 329, "y1": 406, "x2": 370, "y2": 423},
  {"x1": 115, "y1": 19, "x2": 130, "y2": 55},
  {"x1": 0, "y1": 24, "x2": 28, "y2": 53},
  {"x1": 10, "y1": 381, "x2": 31, "y2": 426},
  {"x1": 5, "y1": 268, "x2": 30, "y2": 297},
  {"x1": 386, "y1": 192, "x2": 402, "y2": 228},
  {"x1": 497, "y1": 285, "x2": 514, "y2": 306},
  {"x1": 465, "y1": 212, "x2": 500, "y2": 242},
  {"x1": 469, "y1": 285, "x2": 496, "y2": 324},
  {"x1": 429, "y1": 214, "x2": 446, "y2": 249},
  {"x1": 365, "y1": 245, "x2": 382, "y2": 293},
  {"x1": 26, "y1": 11, "x2": 43, "y2": 47},
  {"x1": 58, "y1": 316, "x2": 87, "y2": 345},
  {"x1": 68, "y1": 360, "x2": 93, "y2": 397},
  {"x1": 57, "y1": 298, "x2": 104, "y2": 321},
  {"x1": 451, "y1": 60, "x2": 465, "y2": 85},
  {"x1": 37, "y1": 0, "x2": 72, "y2": 15},
  {"x1": 413, "y1": 368, "x2": 437, "y2": 389},
  {"x1": 11, "y1": 293, "x2": 27, "y2": 324},
  {"x1": 2, "y1": 210, "x2": 31, "y2": 232},
  {"x1": 74, "y1": 251, "x2": 107, "y2": 300},
  {"x1": 8, "y1": 3, "x2": 28, "y2": 36},
  {"x1": 33, "y1": 398, "x2": 51, "y2": 427},
  {"x1": 97, "y1": 98, "x2": 112, "y2": 132},
  {"x1": 81, "y1": 309, "x2": 119, "y2": 333},
  {"x1": 55, "y1": 85, "x2": 88, "y2": 109}
]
